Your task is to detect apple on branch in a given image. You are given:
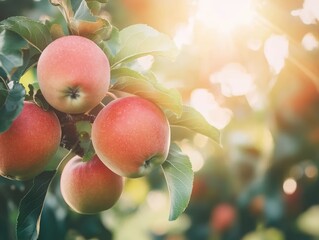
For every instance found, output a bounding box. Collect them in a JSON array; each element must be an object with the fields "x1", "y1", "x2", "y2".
[
  {"x1": 60, "y1": 155, "x2": 123, "y2": 214},
  {"x1": 37, "y1": 35, "x2": 110, "y2": 114},
  {"x1": 92, "y1": 96, "x2": 171, "y2": 178},
  {"x1": 0, "y1": 101, "x2": 61, "y2": 180}
]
